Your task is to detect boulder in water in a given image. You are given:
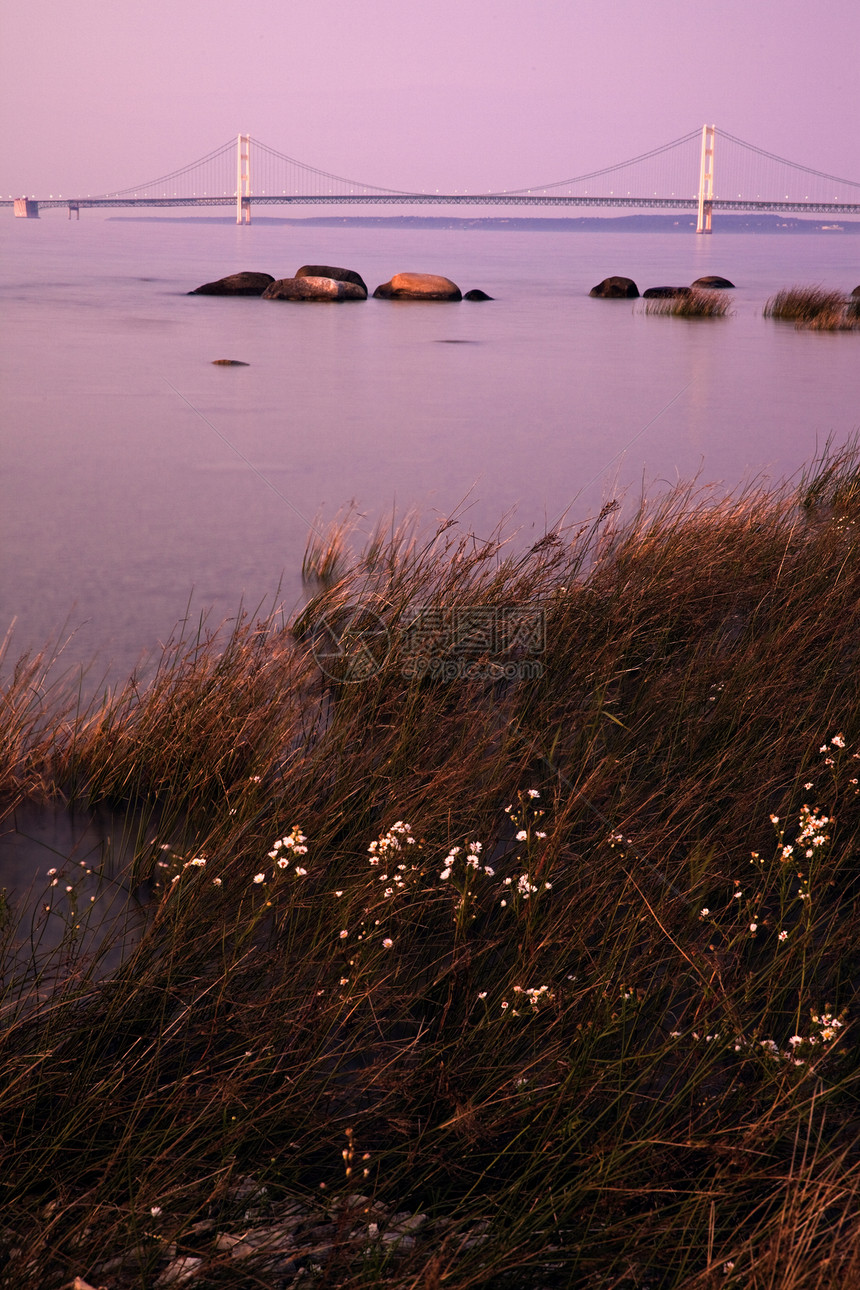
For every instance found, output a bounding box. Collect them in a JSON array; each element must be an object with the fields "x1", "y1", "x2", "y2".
[
  {"x1": 295, "y1": 264, "x2": 368, "y2": 294},
  {"x1": 262, "y1": 276, "x2": 367, "y2": 301},
  {"x1": 692, "y1": 275, "x2": 735, "y2": 289},
  {"x1": 589, "y1": 276, "x2": 639, "y2": 299},
  {"x1": 463, "y1": 288, "x2": 493, "y2": 301},
  {"x1": 189, "y1": 272, "x2": 274, "y2": 296},
  {"x1": 373, "y1": 273, "x2": 462, "y2": 301}
]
